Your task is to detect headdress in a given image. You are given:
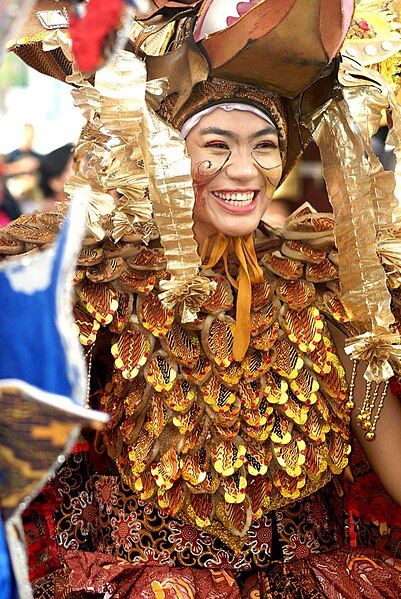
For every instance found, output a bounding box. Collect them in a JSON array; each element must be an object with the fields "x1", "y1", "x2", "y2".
[{"x1": 161, "y1": 80, "x2": 287, "y2": 144}]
